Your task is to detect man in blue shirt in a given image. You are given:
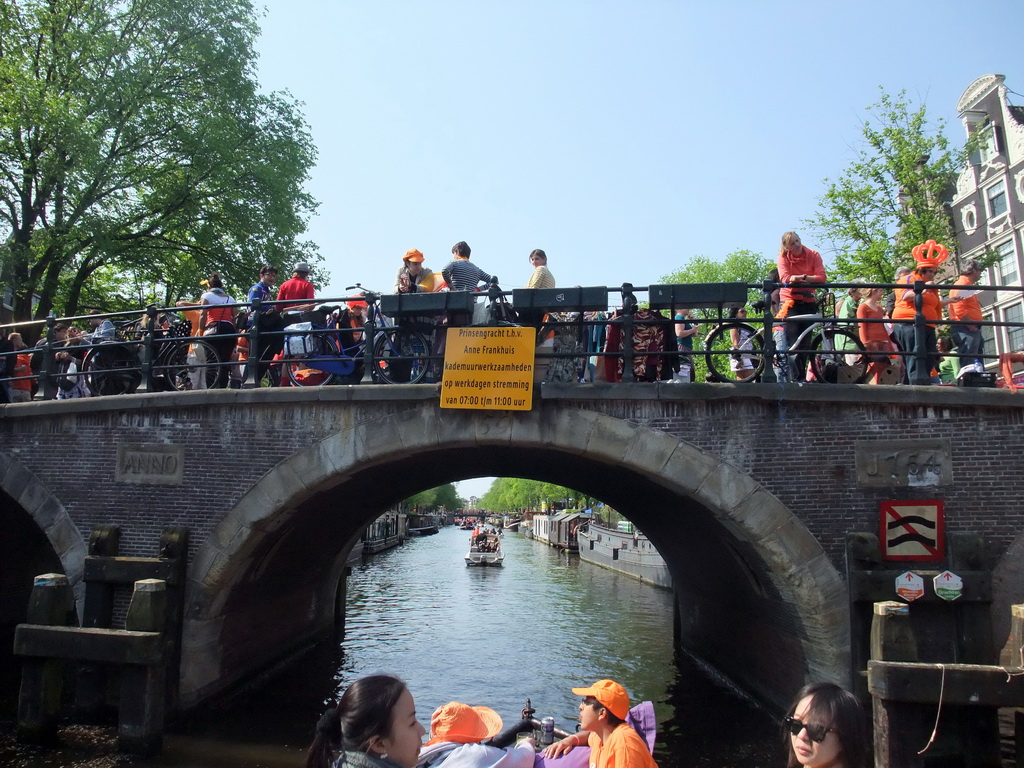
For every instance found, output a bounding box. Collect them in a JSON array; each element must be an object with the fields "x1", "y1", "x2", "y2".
[{"x1": 248, "y1": 265, "x2": 284, "y2": 386}]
